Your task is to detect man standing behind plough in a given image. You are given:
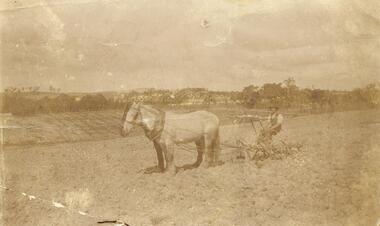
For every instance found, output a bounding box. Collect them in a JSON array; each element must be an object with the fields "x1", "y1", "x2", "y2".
[
  {"x1": 255, "y1": 105, "x2": 284, "y2": 143},
  {"x1": 267, "y1": 105, "x2": 283, "y2": 137}
]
